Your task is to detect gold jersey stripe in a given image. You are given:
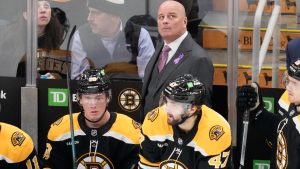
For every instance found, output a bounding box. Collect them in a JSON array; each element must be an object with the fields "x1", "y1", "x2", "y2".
[{"x1": 278, "y1": 91, "x2": 290, "y2": 112}]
